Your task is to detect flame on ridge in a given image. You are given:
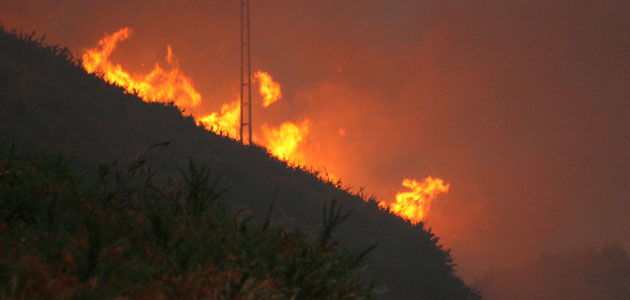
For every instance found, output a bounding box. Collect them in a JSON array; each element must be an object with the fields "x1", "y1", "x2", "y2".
[
  {"x1": 81, "y1": 28, "x2": 450, "y2": 225},
  {"x1": 254, "y1": 71, "x2": 282, "y2": 107},
  {"x1": 197, "y1": 99, "x2": 241, "y2": 139},
  {"x1": 380, "y1": 177, "x2": 450, "y2": 225},
  {"x1": 261, "y1": 120, "x2": 310, "y2": 164},
  {"x1": 82, "y1": 27, "x2": 201, "y2": 108}
]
